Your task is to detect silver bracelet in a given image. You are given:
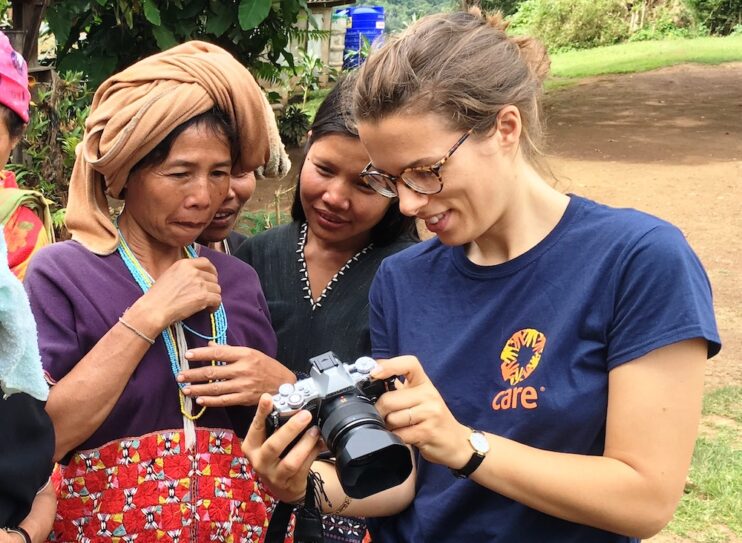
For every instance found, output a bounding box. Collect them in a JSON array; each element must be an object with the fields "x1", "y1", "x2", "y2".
[
  {"x1": 118, "y1": 316, "x2": 156, "y2": 345},
  {"x1": 4, "y1": 527, "x2": 31, "y2": 543}
]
